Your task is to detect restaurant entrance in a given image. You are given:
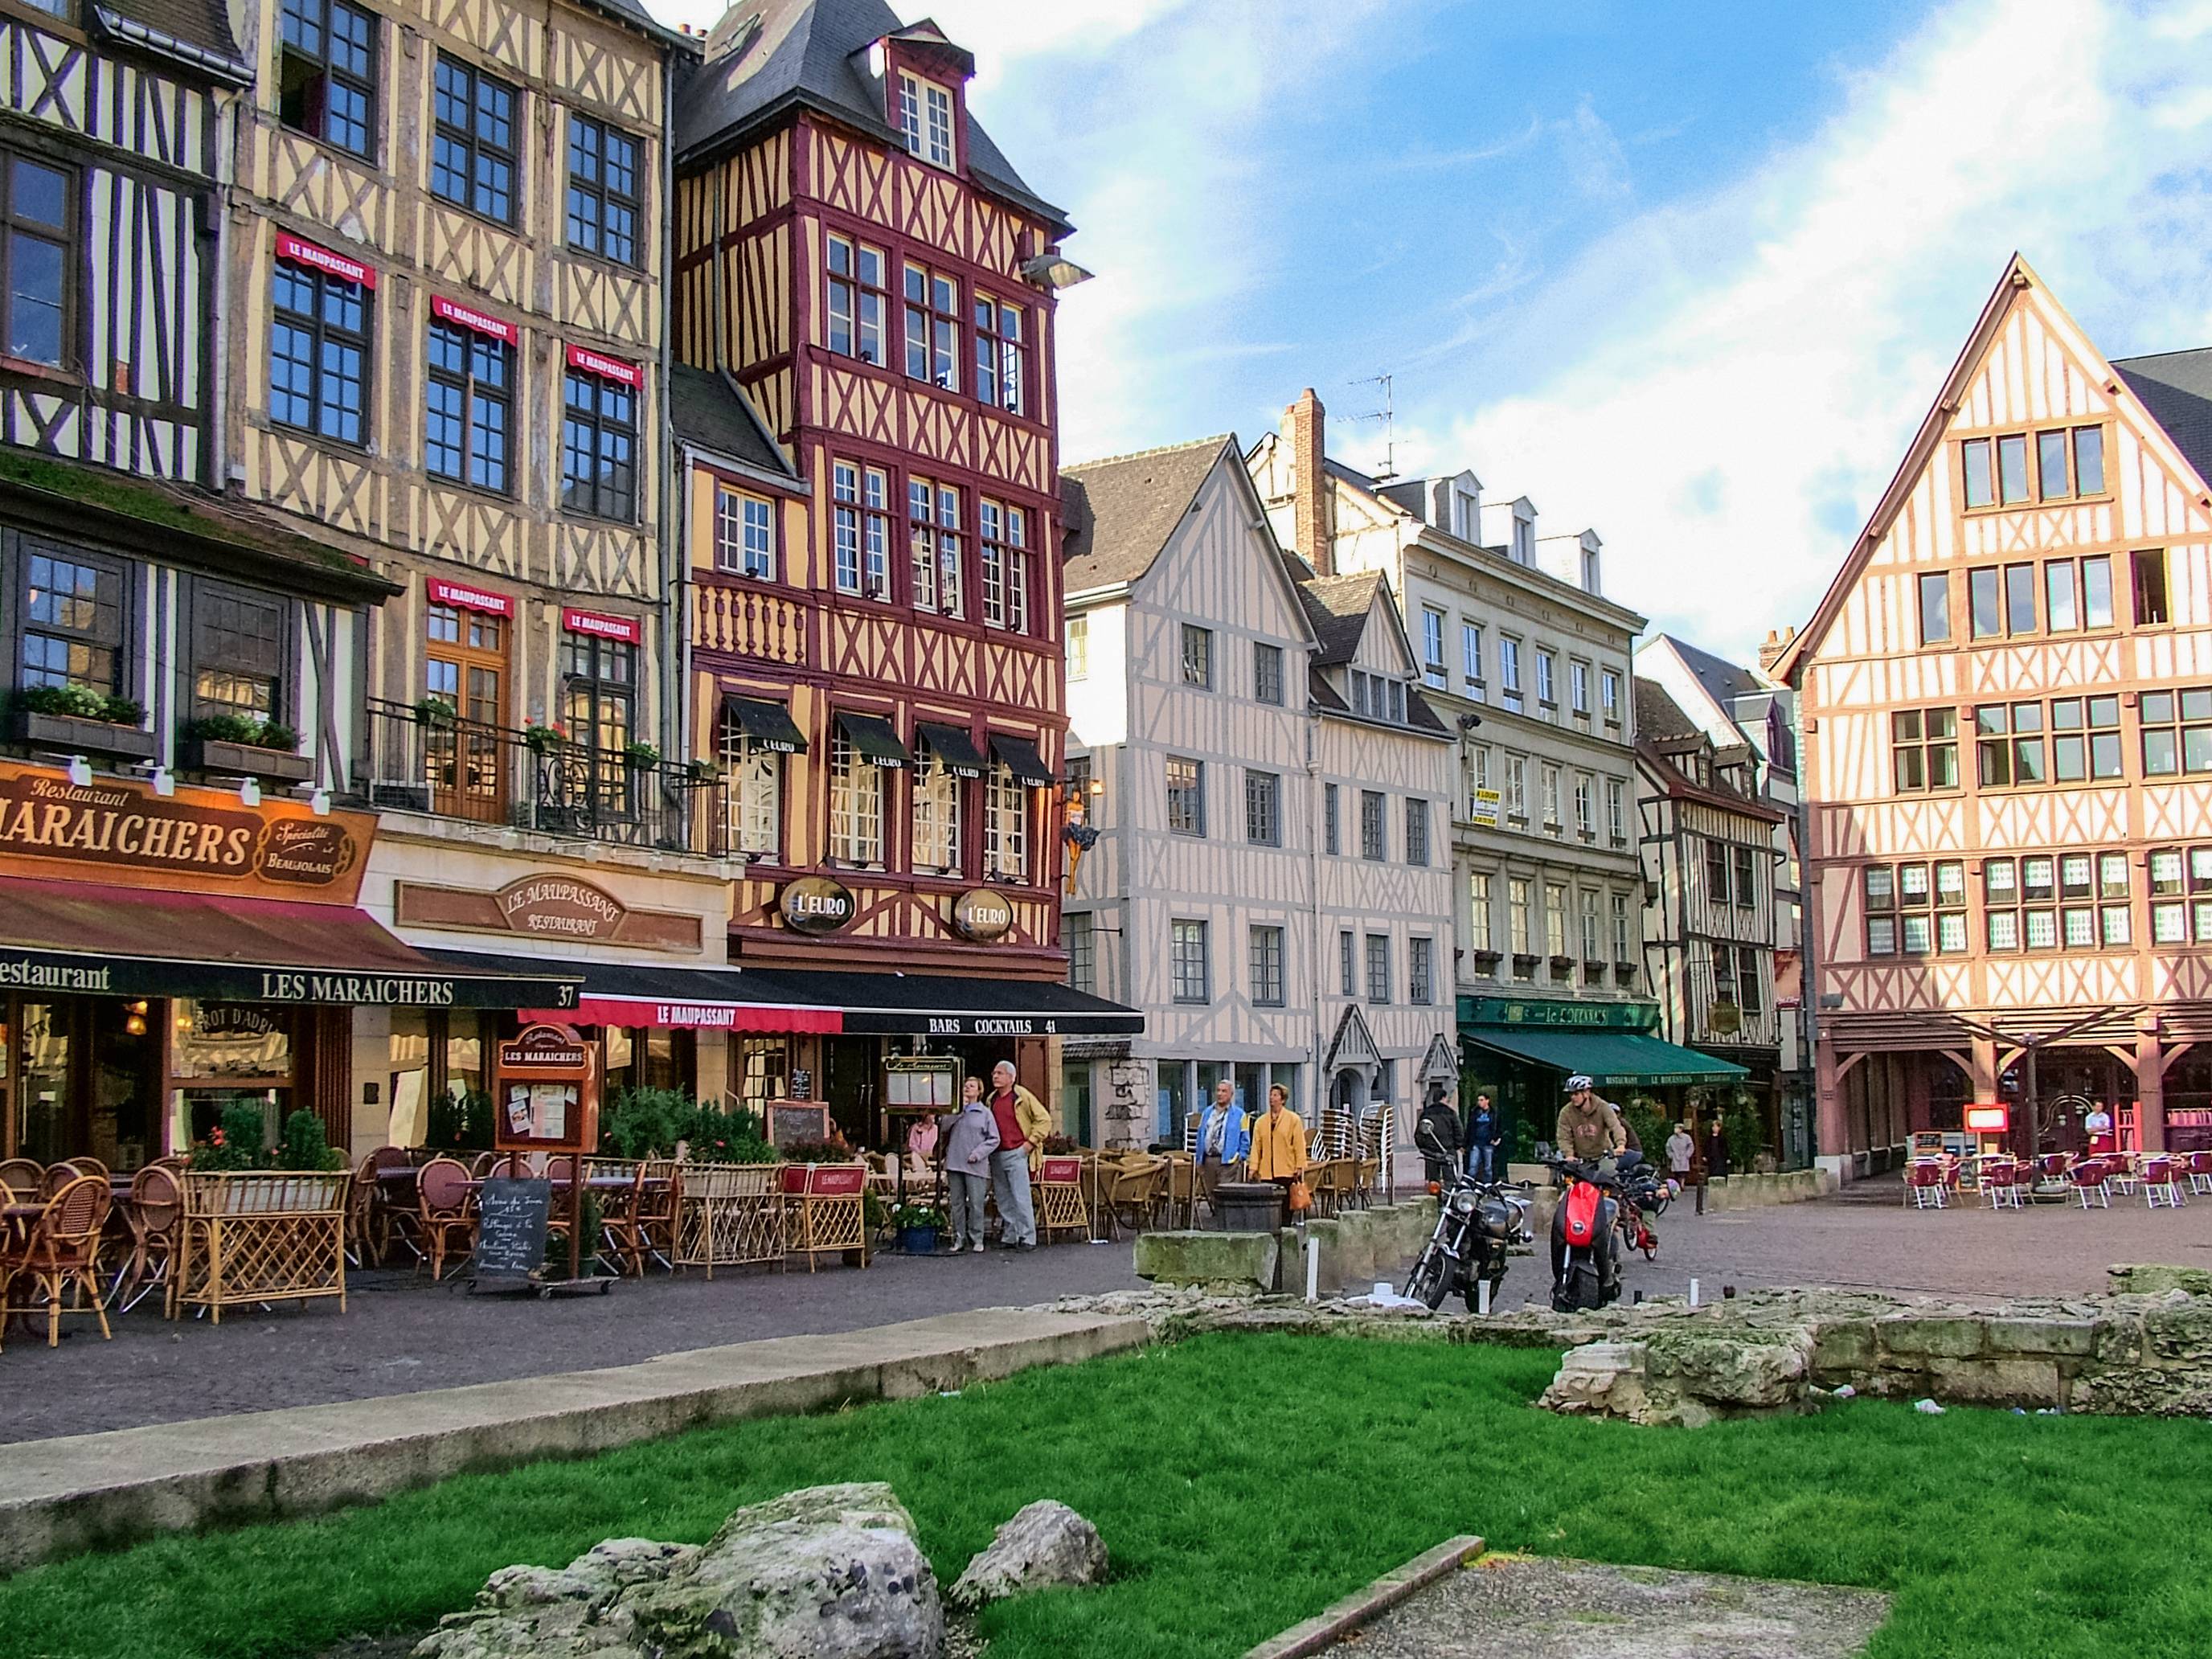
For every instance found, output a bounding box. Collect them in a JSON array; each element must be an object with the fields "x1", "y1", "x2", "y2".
[{"x1": 5, "y1": 995, "x2": 161, "y2": 1168}]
